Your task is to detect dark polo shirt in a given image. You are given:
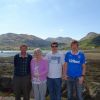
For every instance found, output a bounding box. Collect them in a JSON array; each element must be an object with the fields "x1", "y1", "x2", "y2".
[{"x1": 14, "y1": 53, "x2": 32, "y2": 76}]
